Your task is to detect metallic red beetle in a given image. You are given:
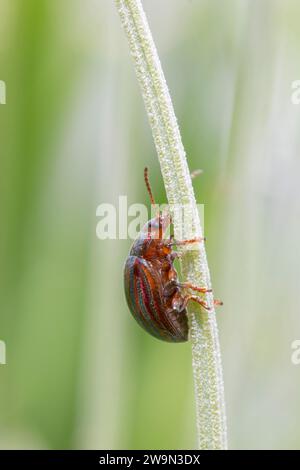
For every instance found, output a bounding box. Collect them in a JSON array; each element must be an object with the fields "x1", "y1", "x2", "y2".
[{"x1": 124, "y1": 168, "x2": 221, "y2": 342}]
